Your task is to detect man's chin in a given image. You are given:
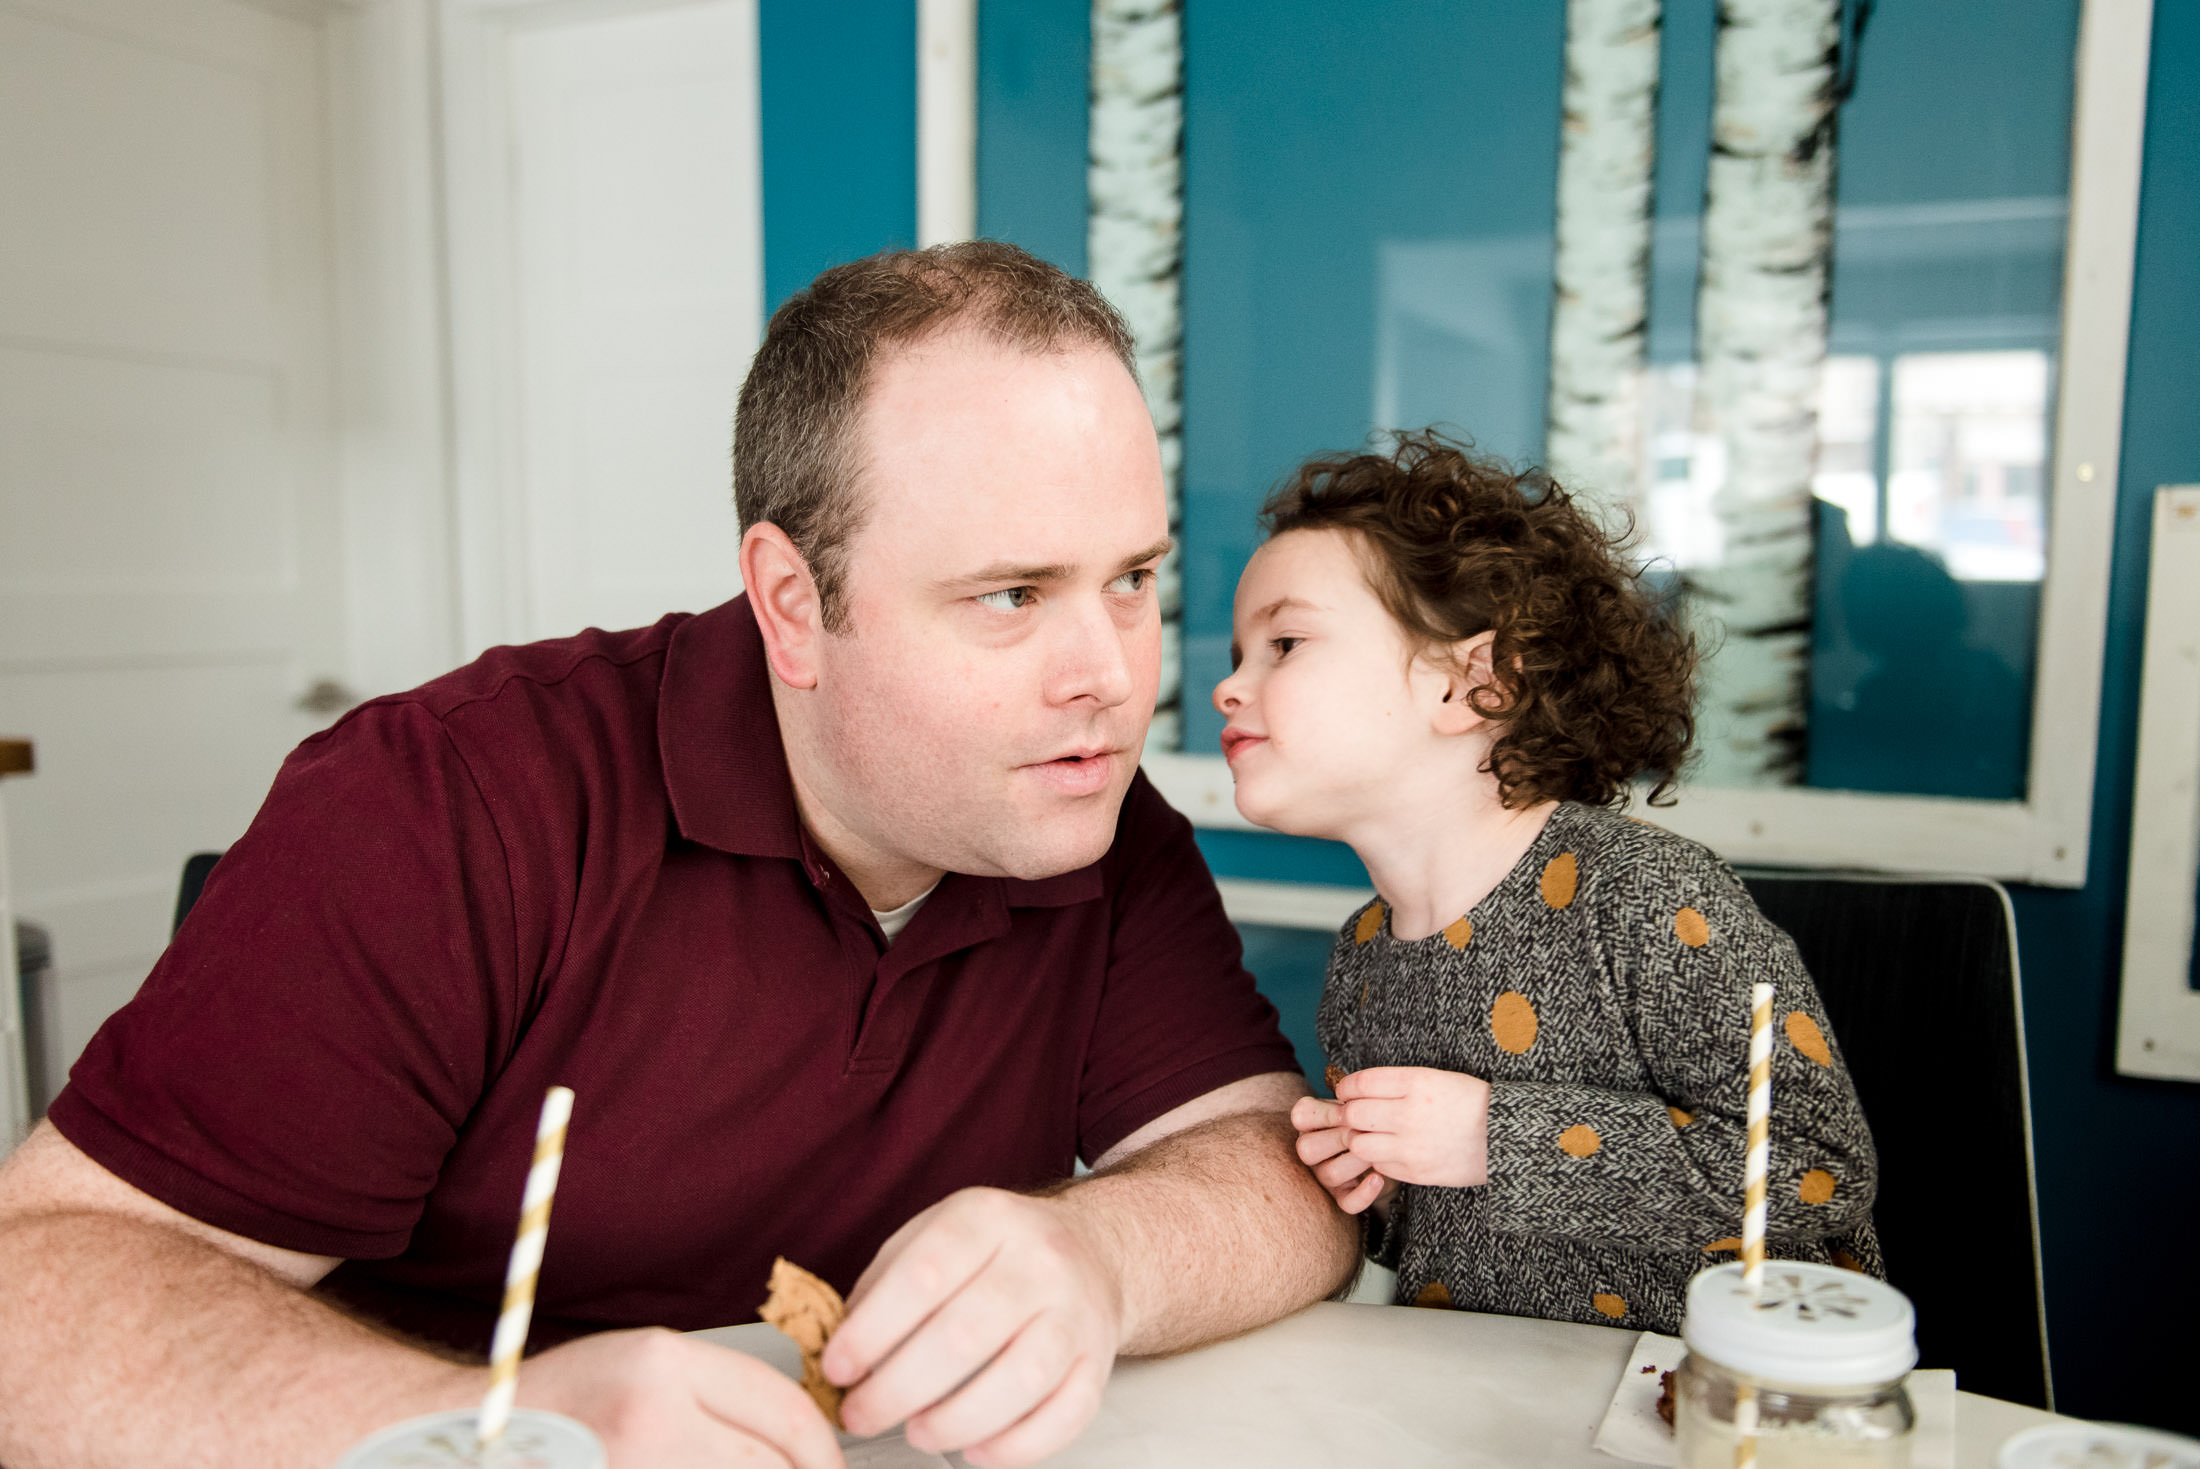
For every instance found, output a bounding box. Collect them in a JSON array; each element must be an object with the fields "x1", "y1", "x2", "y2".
[
  {"x1": 972, "y1": 792, "x2": 1128, "y2": 879},
  {"x1": 990, "y1": 820, "x2": 1119, "y2": 881}
]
